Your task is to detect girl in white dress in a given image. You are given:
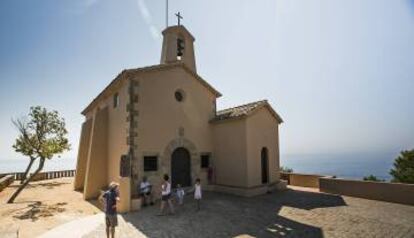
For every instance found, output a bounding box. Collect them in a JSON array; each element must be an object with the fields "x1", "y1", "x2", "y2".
[{"x1": 194, "y1": 178, "x2": 202, "y2": 211}]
